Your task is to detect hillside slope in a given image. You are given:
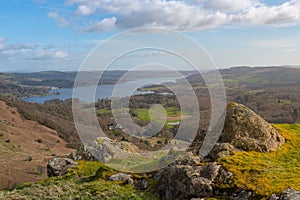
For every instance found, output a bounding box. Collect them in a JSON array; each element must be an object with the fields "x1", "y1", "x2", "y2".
[{"x1": 0, "y1": 101, "x2": 74, "y2": 189}]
